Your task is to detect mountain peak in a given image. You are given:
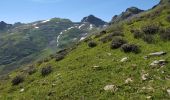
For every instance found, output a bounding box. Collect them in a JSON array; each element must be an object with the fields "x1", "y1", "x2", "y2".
[
  {"x1": 81, "y1": 15, "x2": 107, "y2": 27},
  {"x1": 0, "y1": 21, "x2": 12, "y2": 30},
  {"x1": 125, "y1": 7, "x2": 144, "y2": 14},
  {"x1": 111, "y1": 7, "x2": 144, "y2": 24}
]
